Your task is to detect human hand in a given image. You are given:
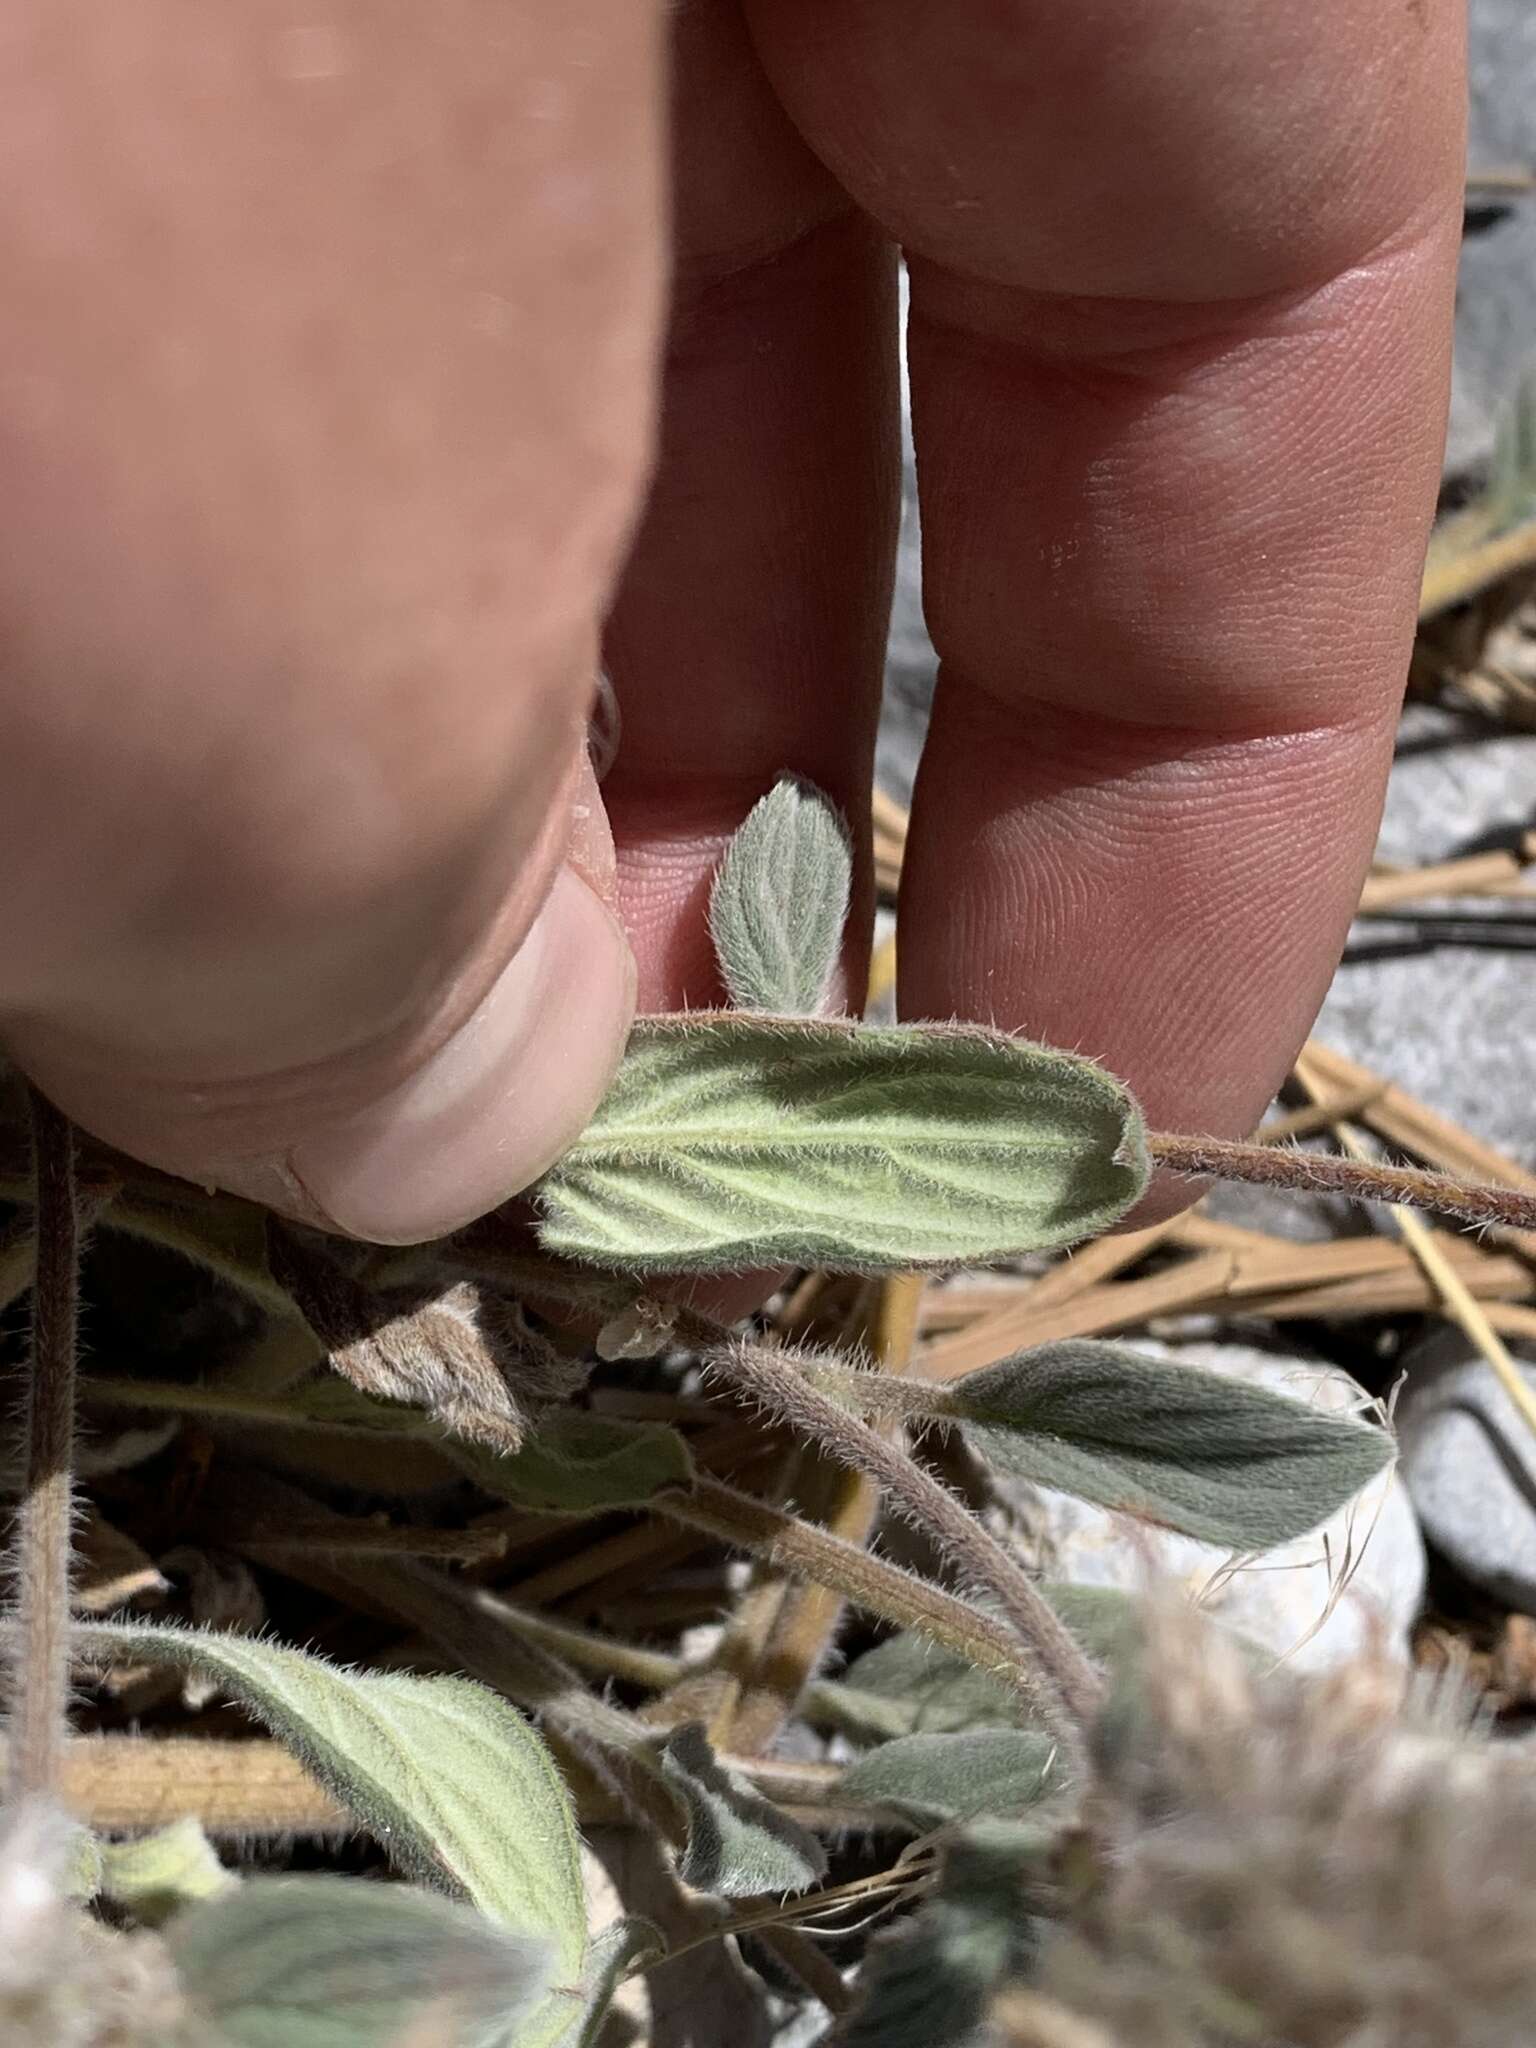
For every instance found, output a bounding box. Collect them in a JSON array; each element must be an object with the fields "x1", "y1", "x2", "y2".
[{"x1": 0, "y1": 1, "x2": 1464, "y2": 1244}]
